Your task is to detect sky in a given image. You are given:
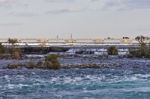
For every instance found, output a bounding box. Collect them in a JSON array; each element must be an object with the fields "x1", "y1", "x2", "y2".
[{"x1": 0, "y1": 0, "x2": 150, "y2": 38}]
